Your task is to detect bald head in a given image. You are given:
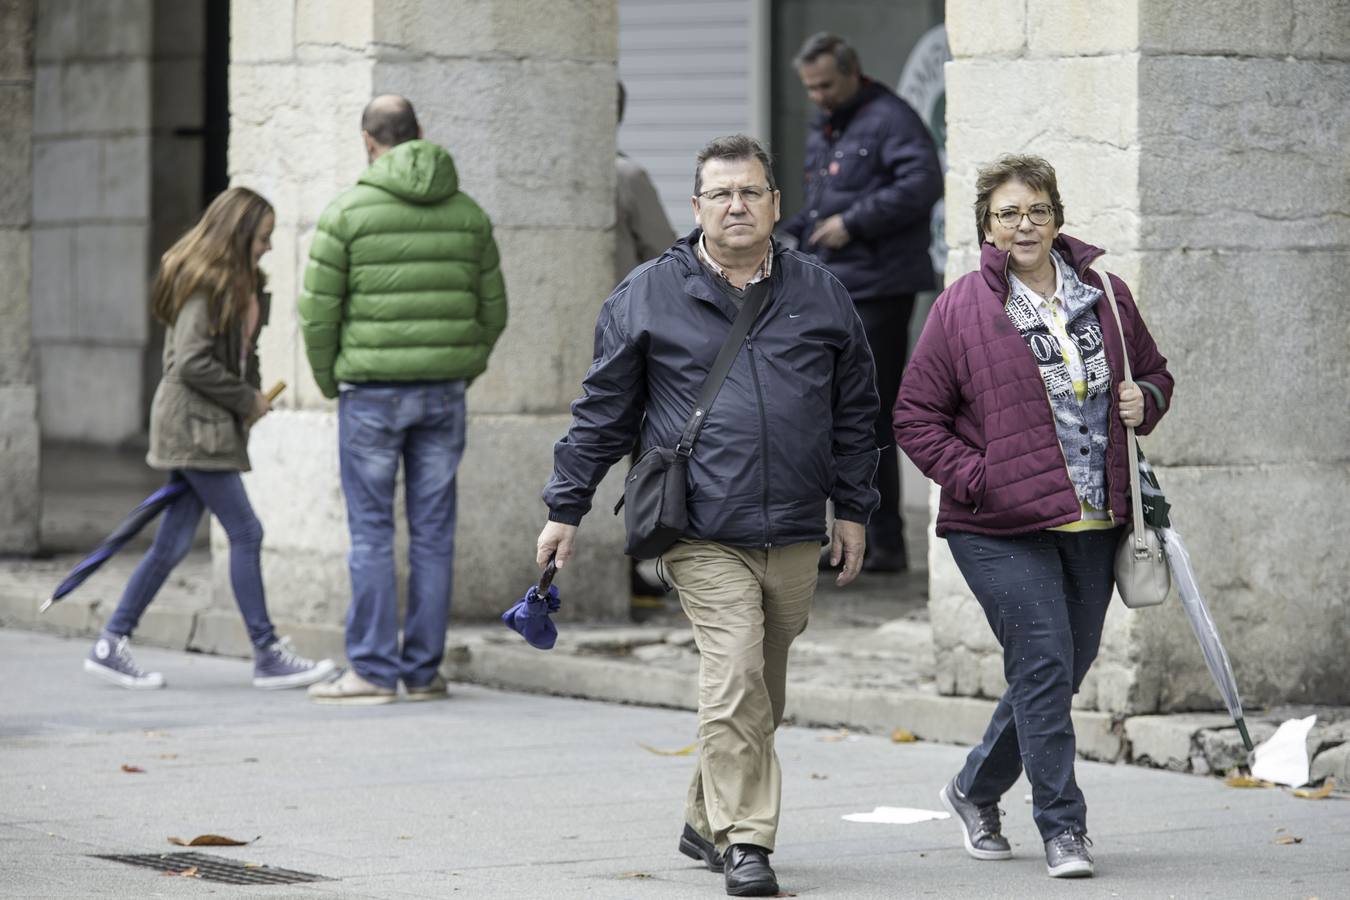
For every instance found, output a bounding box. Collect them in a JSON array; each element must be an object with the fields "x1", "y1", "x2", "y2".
[{"x1": 361, "y1": 95, "x2": 420, "y2": 153}]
